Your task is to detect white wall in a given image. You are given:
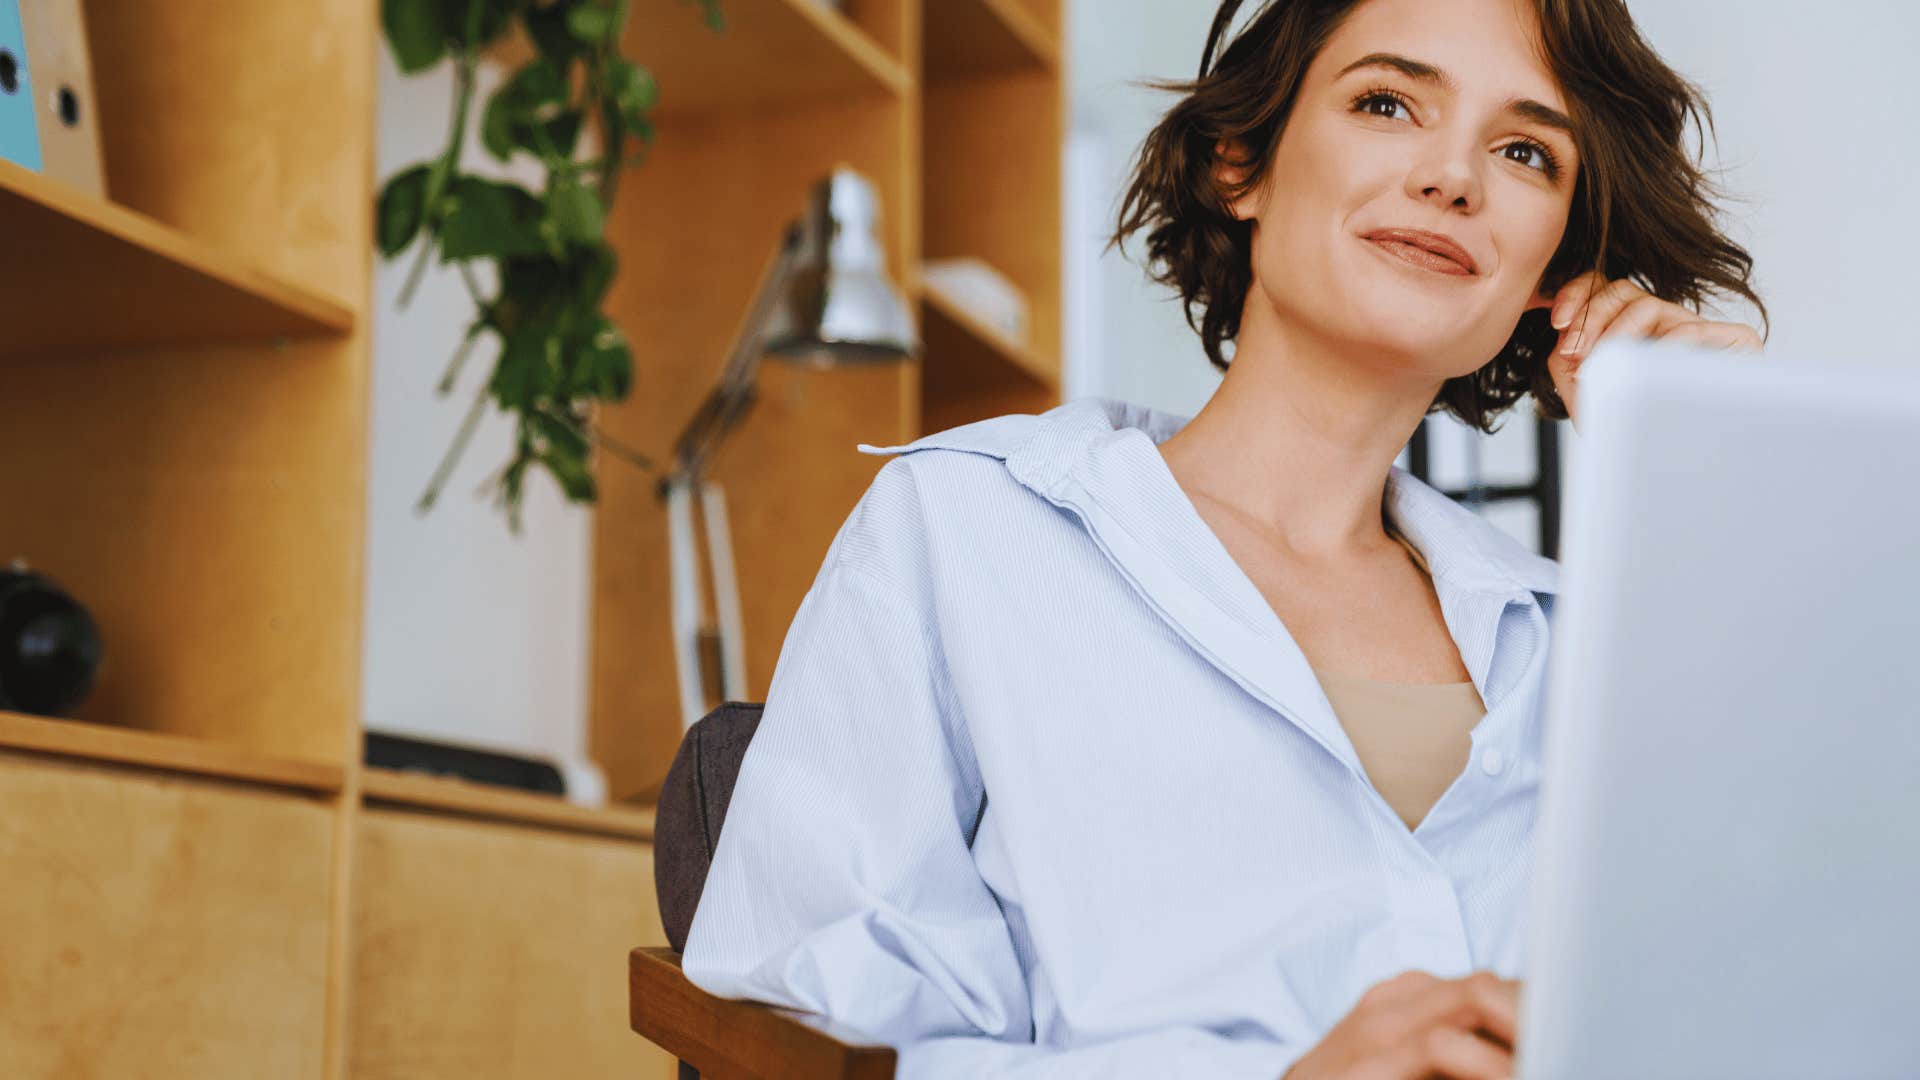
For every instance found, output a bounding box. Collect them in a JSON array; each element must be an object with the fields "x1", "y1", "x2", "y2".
[
  {"x1": 363, "y1": 47, "x2": 600, "y2": 797},
  {"x1": 1066, "y1": 0, "x2": 1920, "y2": 549}
]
